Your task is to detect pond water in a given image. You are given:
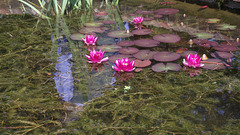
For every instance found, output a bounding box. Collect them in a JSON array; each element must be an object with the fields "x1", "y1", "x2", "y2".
[{"x1": 0, "y1": 0, "x2": 240, "y2": 134}]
